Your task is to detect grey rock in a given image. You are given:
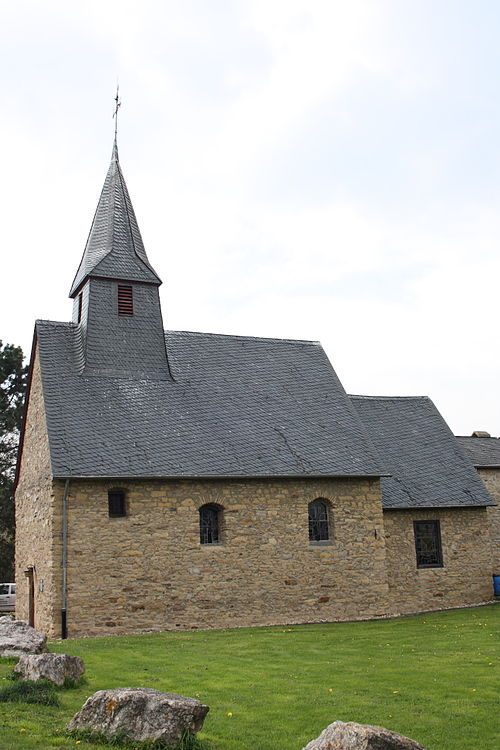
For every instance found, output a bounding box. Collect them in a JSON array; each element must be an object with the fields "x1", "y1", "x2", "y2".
[
  {"x1": 14, "y1": 653, "x2": 85, "y2": 686},
  {"x1": 67, "y1": 687, "x2": 209, "y2": 744},
  {"x1": 0, "y1": 617, "x2": 47, "y2": 658},
  {"x1": 302, "y1": 721, "x2": 427, "y2": 750}
]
